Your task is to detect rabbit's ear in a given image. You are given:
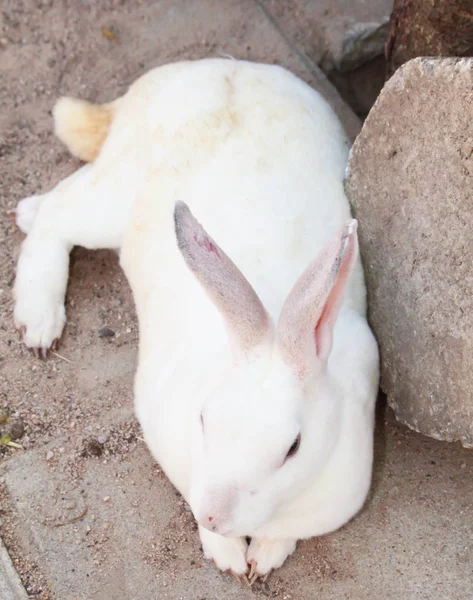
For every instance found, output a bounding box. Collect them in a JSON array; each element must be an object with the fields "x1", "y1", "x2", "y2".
[
  {"x1": 174, "y1": 201, "x2": 269, "y2": 351},
  {"x1": 277, "y1": 220, "x2": 358, "y2": 378}
]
